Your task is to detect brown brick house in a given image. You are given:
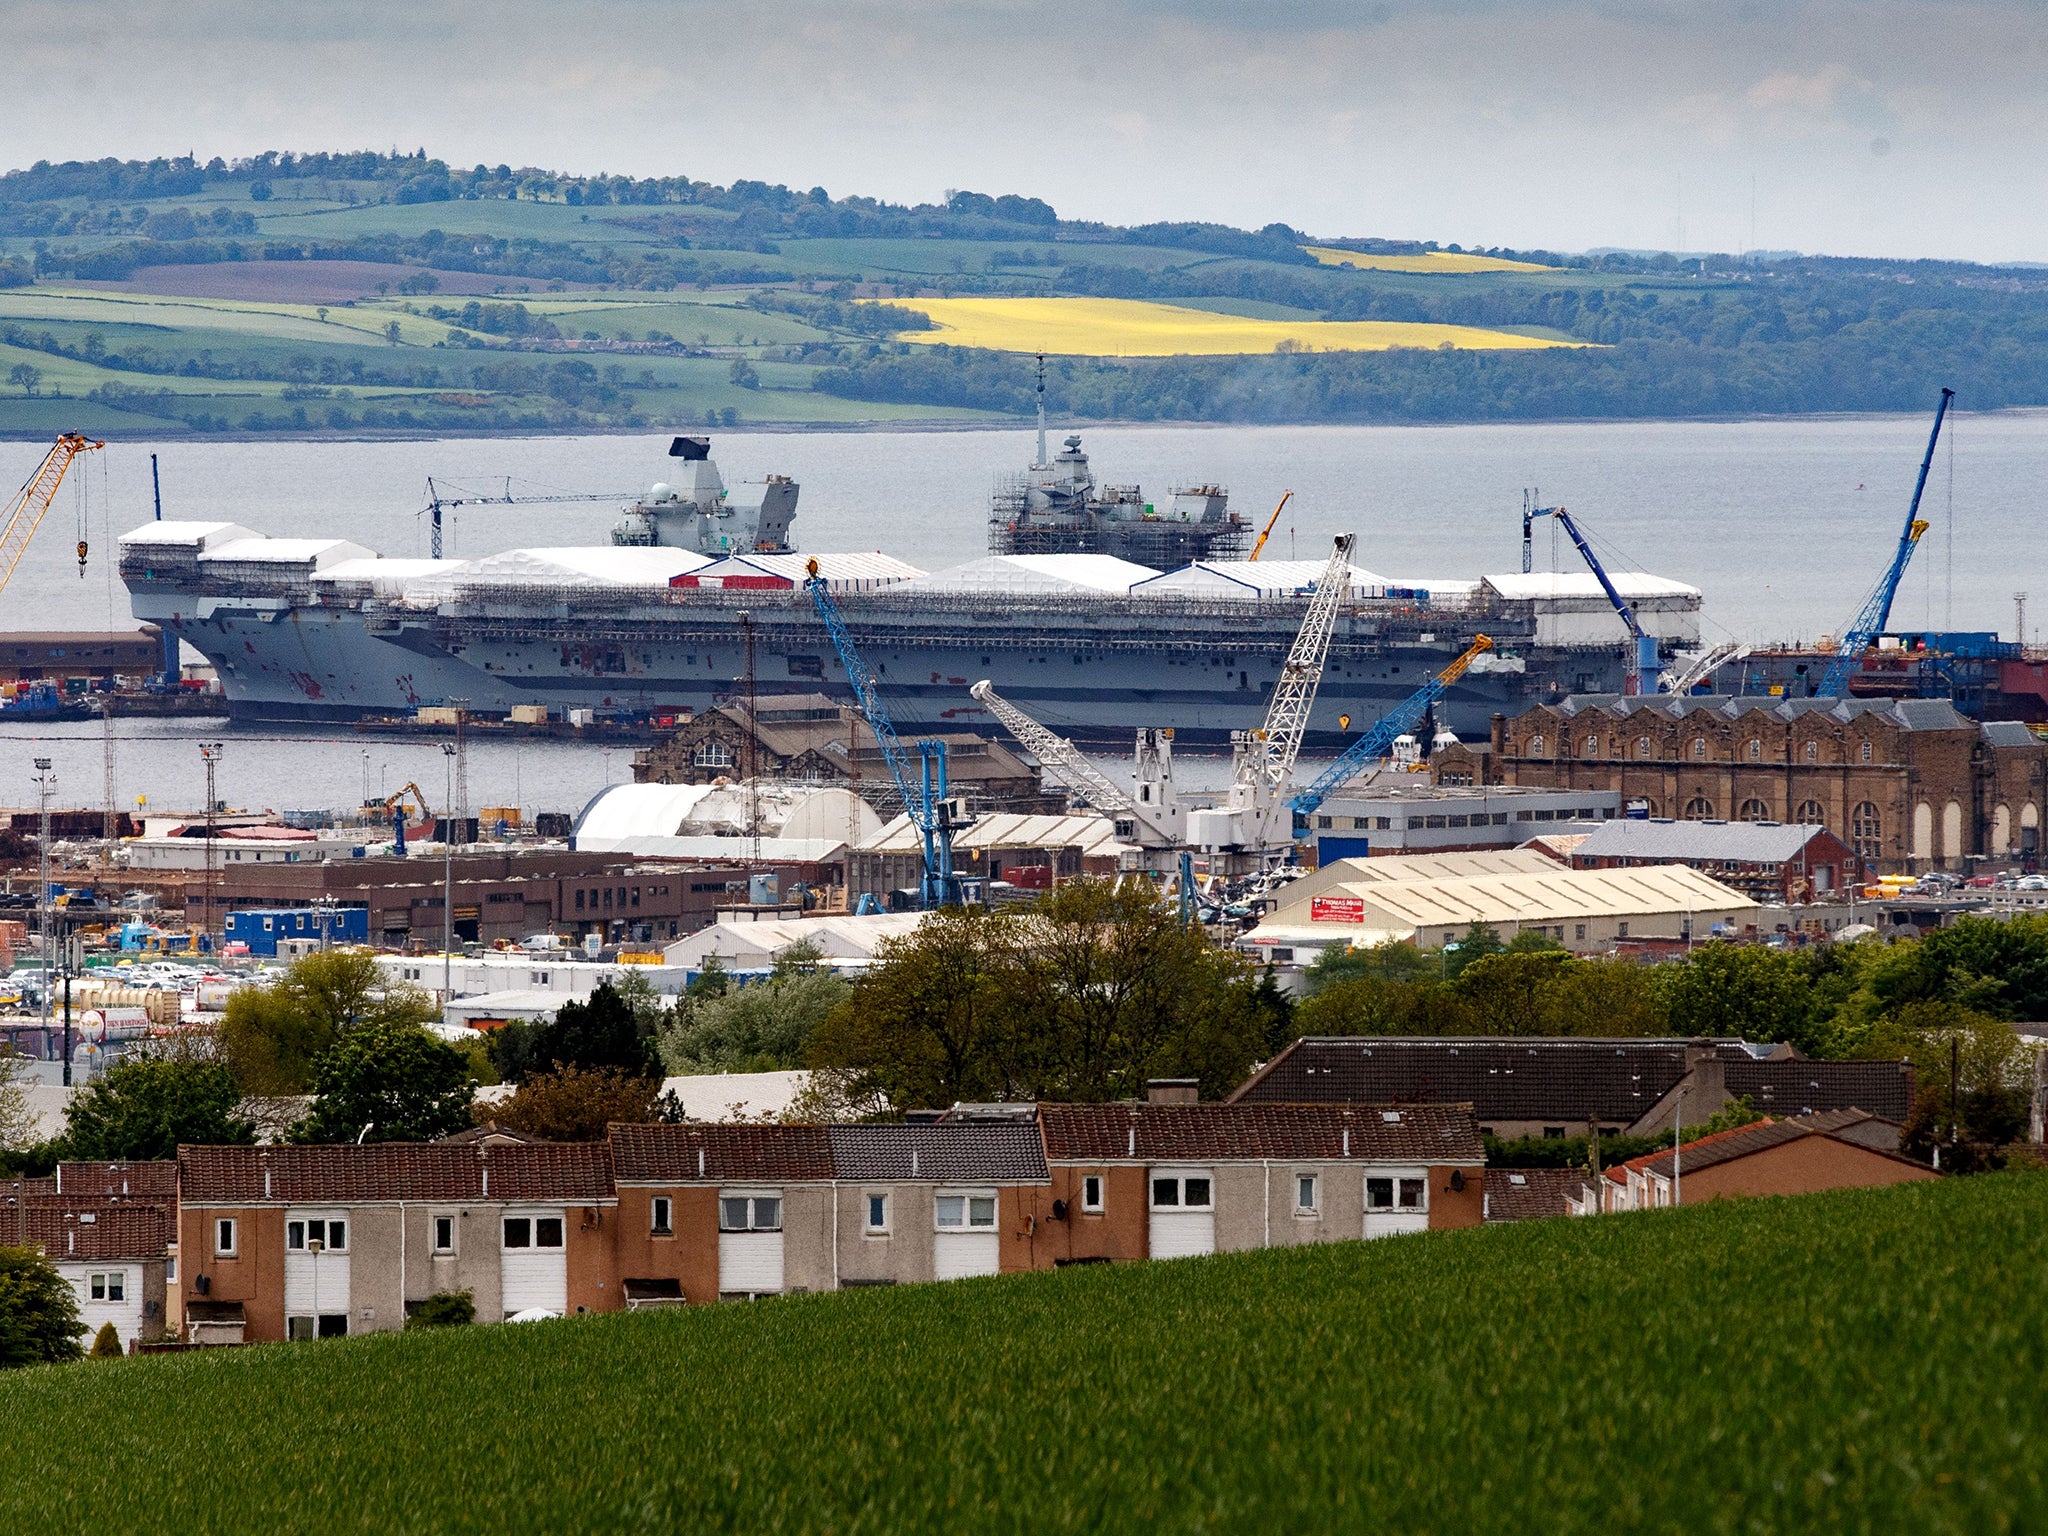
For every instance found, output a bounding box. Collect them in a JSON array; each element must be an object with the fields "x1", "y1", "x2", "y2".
[
  {"x1": 633, "y1": 693, "x2": 1045, "y2": 813},
  {"x1": 1432, "y1": 695, "x2": 2048, "y2": 873},
  {"x1": 1603, "y1": 1109, "x2": 1933, "y2": 1210},
  {"x1": 1564, "y1": 817, "x2": 1859, "y2": 902}
]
